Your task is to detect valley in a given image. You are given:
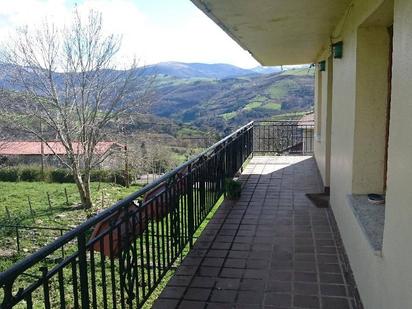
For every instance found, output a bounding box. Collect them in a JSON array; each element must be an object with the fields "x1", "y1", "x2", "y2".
[{"x1": 149, "y1": 65, "x2": 314, "y2": 134}]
